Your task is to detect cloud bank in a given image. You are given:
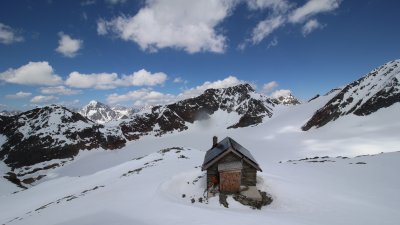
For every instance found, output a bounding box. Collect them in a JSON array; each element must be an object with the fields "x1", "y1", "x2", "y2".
[
  {"x1": 97, "y1": 0, "x2": 237, "y2": 53},
  {"x1": 0, "y1": 61, "x2": 62, "y2": 86}
]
